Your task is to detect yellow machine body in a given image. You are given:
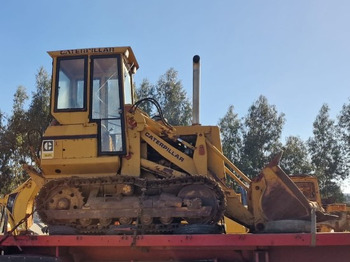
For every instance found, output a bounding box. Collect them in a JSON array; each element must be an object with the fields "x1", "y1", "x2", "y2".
[{"x1": 4, "y1": 46, "x2": 326, "y2": 234}]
